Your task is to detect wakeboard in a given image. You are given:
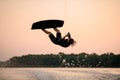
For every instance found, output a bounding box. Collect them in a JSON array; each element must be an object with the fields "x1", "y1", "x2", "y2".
[{"x1": 31, "y1": 19, "x2": 64, "y2": 29}]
